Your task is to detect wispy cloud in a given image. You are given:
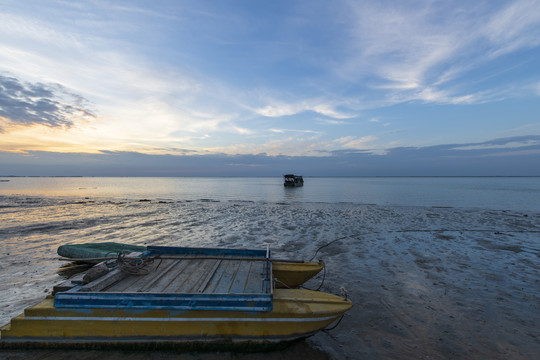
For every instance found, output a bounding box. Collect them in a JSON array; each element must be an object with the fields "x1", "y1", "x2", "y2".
[
  {"x1": 254, "y1": 99, "x2": 354, "y2": 119},
  {"x1": 335, "y1": 135, "x2": 378, "y2": 151},
  {"x1": 341, "y1": 0, "x2": 540, "y2": 104},
  {"x1": 451, "y1": 135, "x2": 540, "y2": 151},
  {"x1": 316, "y1": 118, "x2": 348, "y2": 125},
  {"x1": 483, "y1": 0, "x2": 540, "y2": 57}
]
